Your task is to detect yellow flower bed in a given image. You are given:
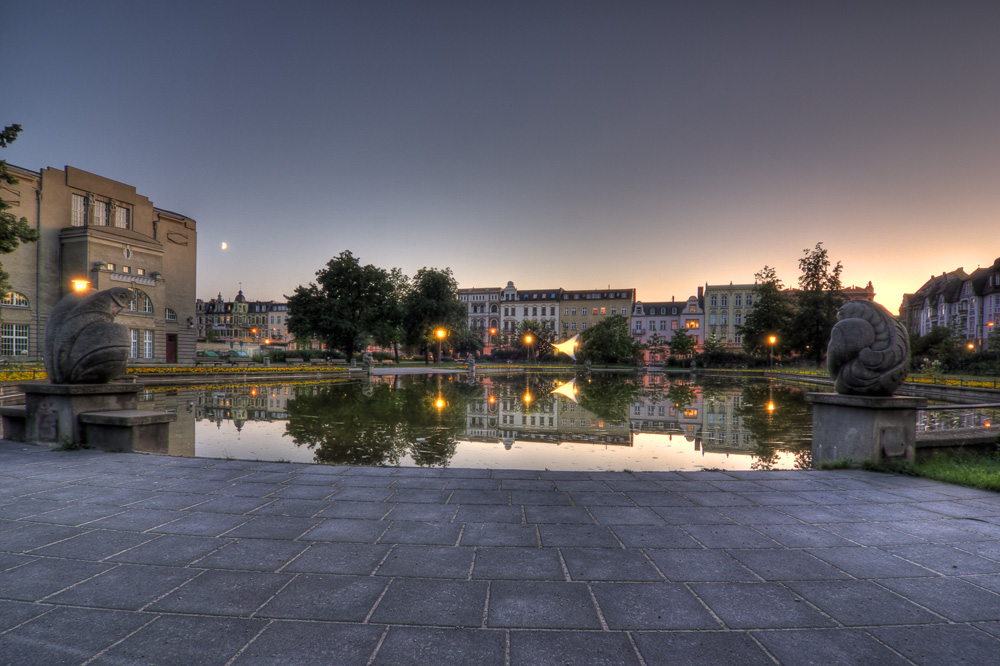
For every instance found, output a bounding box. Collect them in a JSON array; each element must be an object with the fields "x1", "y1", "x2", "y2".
[
  {"x1": 0, "y1": 370, "x2": 46, "y2": 382},
  {"x1": 126, "y1": 365, "x2": 349, "y2": 375}
]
